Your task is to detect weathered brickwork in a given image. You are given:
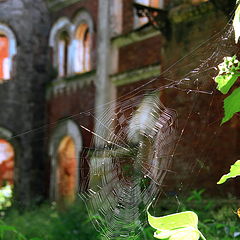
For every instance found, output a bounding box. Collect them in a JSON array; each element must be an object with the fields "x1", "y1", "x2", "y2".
[
  {"x1": 118, "y1": 35, "x2": 162, "y2": 73},
  {"x1": 47, "y1": 84, "x2": 95, "y2": 138},
  {"x1": 122, "y1": 0, "x2": 134, "y2": 34}
]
